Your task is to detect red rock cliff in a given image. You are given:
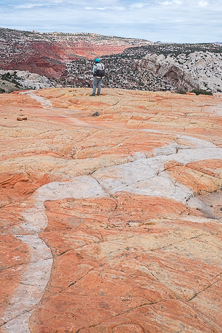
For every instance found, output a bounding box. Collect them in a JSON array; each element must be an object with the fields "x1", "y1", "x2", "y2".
[{"x1": 0, "y1": 28, "x2": 152, "y2": 79}]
